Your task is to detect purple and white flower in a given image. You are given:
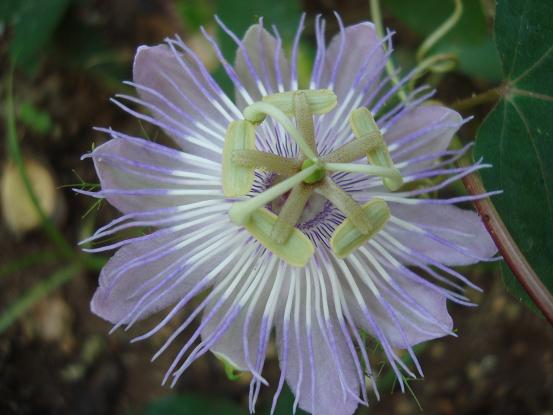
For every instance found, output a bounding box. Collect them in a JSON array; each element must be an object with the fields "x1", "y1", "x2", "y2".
[{"x1": 80, "y1": 15, "x2": 498, "y2": 415}]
